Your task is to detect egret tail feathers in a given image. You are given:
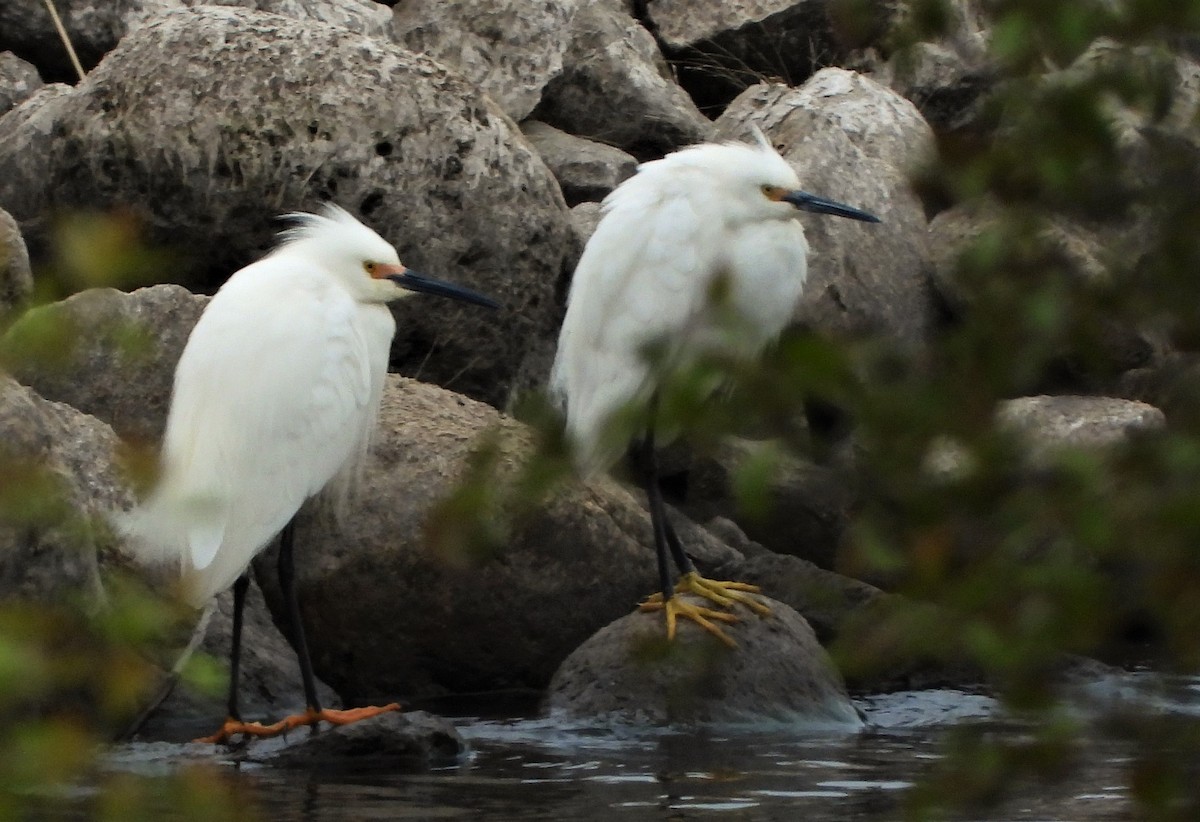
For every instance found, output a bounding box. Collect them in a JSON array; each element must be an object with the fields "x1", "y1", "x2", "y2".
[{"x1": 115, "y1": 489, "x2": 229, "y2": 572}]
